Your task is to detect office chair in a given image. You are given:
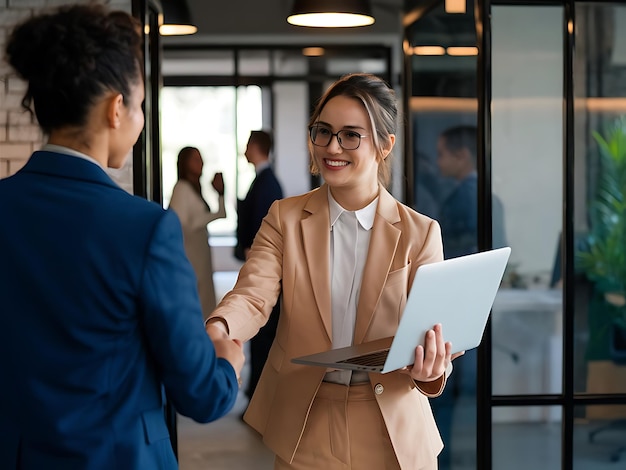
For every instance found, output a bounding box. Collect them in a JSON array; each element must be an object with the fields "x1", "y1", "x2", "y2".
[{"x1": 588, "y1": 420, "x2": 626, "y2": 463}]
